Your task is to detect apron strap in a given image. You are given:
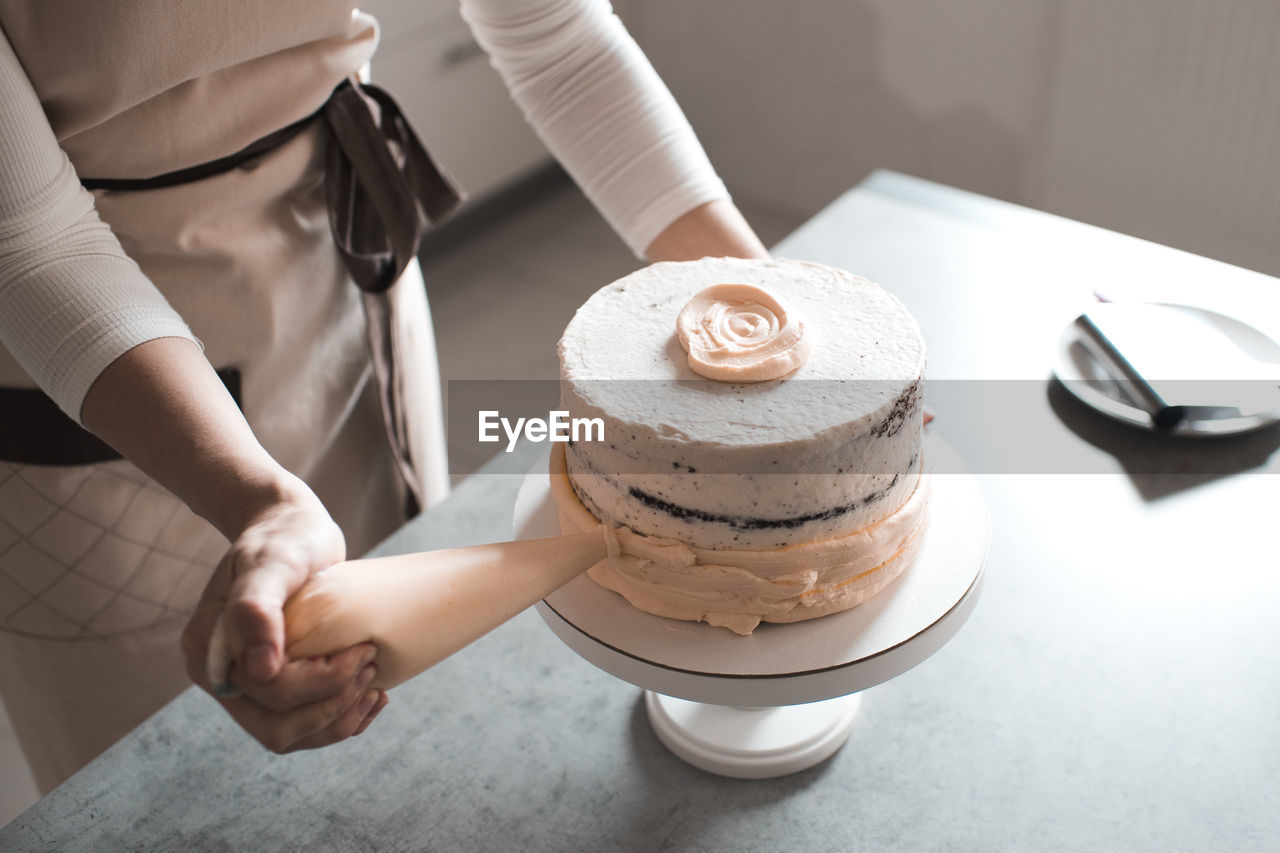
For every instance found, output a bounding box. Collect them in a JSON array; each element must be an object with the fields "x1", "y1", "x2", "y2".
[
  {"x1": 0, "y1": 369, "x2": 243, "y2": 466},
  {"x1": 322, "y1": 79, "x2": 465, "y2": 514}
]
